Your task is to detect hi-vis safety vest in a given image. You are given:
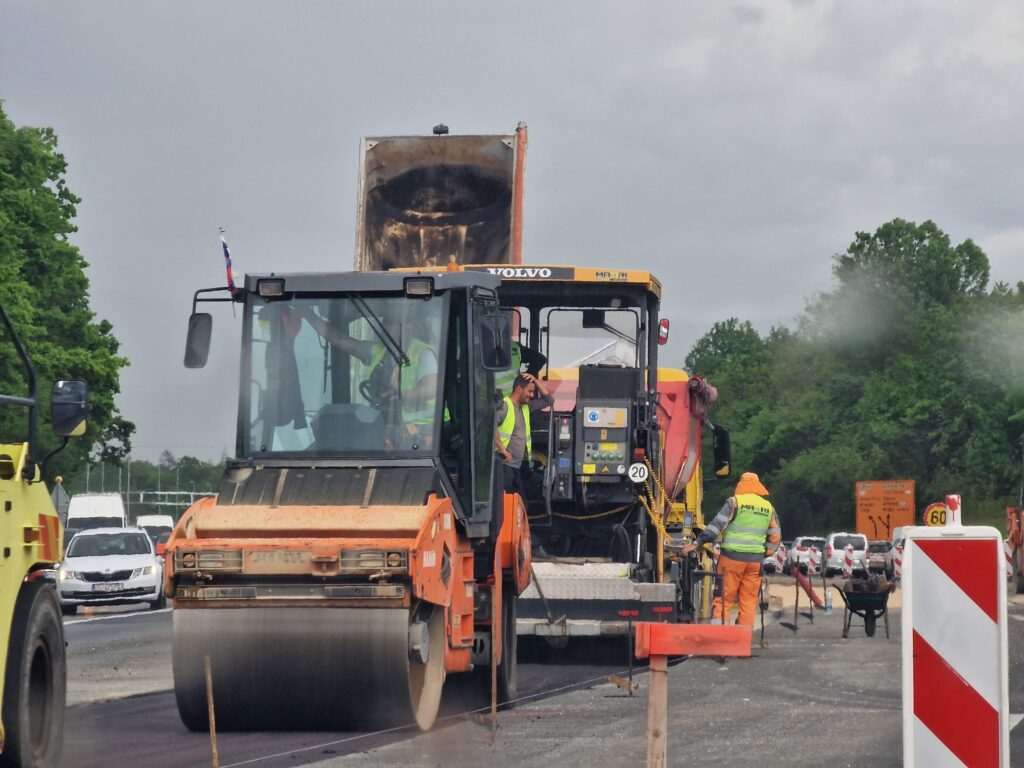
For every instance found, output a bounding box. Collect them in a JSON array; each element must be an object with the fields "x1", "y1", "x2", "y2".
[
  {"x1": 365, "y1": 339, "x2": 443, "y2": 427},
  {"x1": 495, "y1": 342, "x2": 522, "y2": 396},
  {"x1": 400, "y1": 338, "x2": 436, "y2": 426},
  {"x1": 722, "y1": 493, "x2": 774, "y2": 554},
  {"x1": 497, "y1": 395, "x2": 531, "y2": 461}
]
